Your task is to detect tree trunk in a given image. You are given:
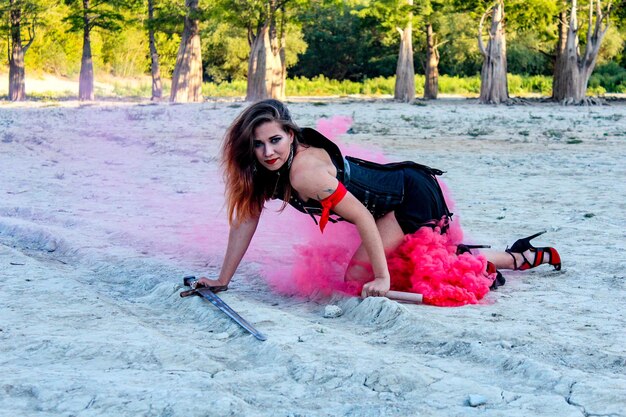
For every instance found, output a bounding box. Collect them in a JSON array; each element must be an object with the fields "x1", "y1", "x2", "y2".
[
  {"x1": 8, "y1": 0, "x2": 26, "y2": 101},
  {"x1": 246, "y1": 4, "x2": 285, "y2": 102},
  {"x1": 394, "y1": 0, "x2": 415, "y2": 102},
  {"x1": 478, "y1": 0, "x2": 508, "y2": 104},
  {"x1": 79, "y1": 0, "x2": 94, "y2": 101},
  {"x1": 148, "y1": 0, "x2": 162, "y2": 101},
  {"x1": 246, "y1": 25, "x2": 269, "y2": 101},
  {"x1": 552, "y1": 9, "x2": 568, "y2": 100},
  {"x1": 267, "y1": 8, "x2": 284, "y2": 100},
  {"x1": 277, "y1": 6, "x2": 287, "y2": 100},
  {"x1": 170, "y1": 0, "x2": 203, "y2": 103},
  {"x1": 552, "y1": 0, "x2": 610, "y2": 104},
  {"x1": 424, "y1": 23, "x2": 439, "y2": 100}
]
